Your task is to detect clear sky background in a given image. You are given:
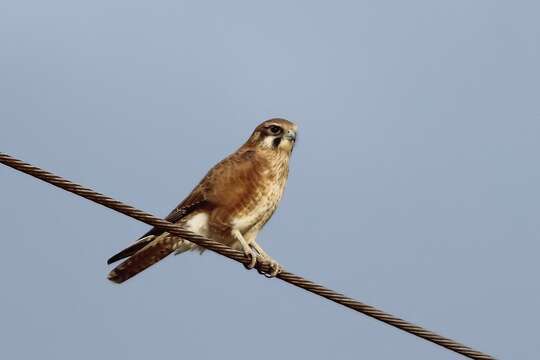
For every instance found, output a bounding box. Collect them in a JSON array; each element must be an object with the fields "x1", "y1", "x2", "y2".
[{"x1": 1, "y1": 1, "x2": 539, "y2": 359}]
